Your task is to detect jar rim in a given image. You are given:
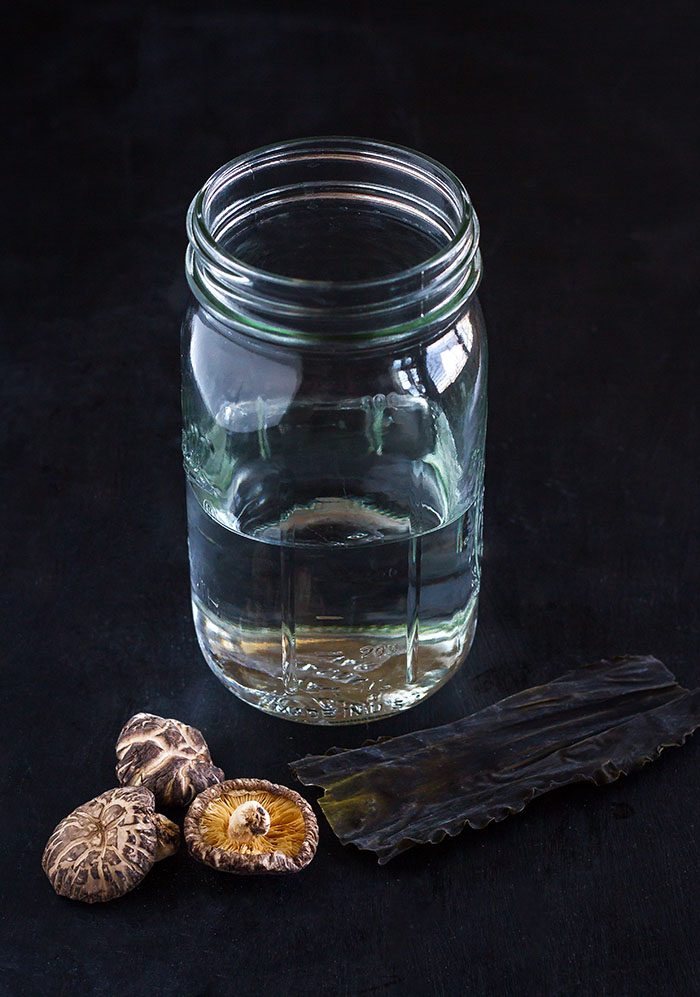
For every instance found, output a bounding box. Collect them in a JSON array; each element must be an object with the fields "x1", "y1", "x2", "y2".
[{"x1": 185, "y1": 136, "x2": 482, "y2": 342}]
